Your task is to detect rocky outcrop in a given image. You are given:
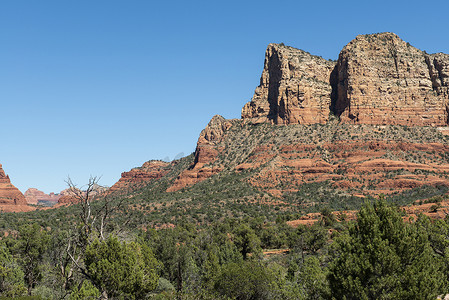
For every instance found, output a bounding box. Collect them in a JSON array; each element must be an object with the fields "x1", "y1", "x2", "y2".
[
  {"x1": 242, "y1": 44, "x2": 336, "y2": 124},
  {"x1": 24, "y1": 188, "x2": 61, "y2": 205},
  {"x1": 334, "y1": 33, "x2": 449, "y2": 126},
  {"x1": 426, "y1": 52, "x2": 449, "y2": 104},
  {"x1": 246, "y1": 139, "x2": 449, "y2": 196},
  {"x1": 242, "y1": 33, "x2": 449, "y2": 126},
  {"x1": 109, "y1": 160, "x2": 172, "y2": 193},
  {"x1": 0, "y1": 164, "x2": 27, "y2": 205},
  {"x1": 197, "y1": 115, "x2": 232, "y2": 145},
  {"x1": 57, "y1": 188, "x2": 83, "y2": 205},
  {"x1": 57, "y1": 185, "x2": 108, "y2": 205},
  {"x1": 167, "y1": 115, "x2": 232, "y2": 192}
]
